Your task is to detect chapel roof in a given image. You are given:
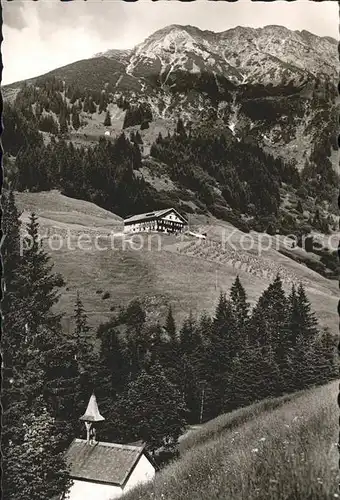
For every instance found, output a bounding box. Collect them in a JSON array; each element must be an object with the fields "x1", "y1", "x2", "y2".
[{"x1": 65, "y1": 439, "x2": 147, "y2": 486}]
